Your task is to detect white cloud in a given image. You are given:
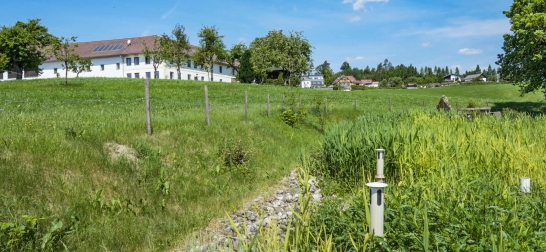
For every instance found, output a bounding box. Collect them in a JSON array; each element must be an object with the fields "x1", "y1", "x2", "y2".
[
  {"x1": 422, "y1": 42, "x2": 431, "y2": 47},
  {"x1": 458, "y1": 48, "x2": 483, "y2": 55},
  {"x1": 343, "y1": 0, "x2": 389, "y2": 11},
  {"x1": 405, "y1": 19, "x2": 510, "y2": 38},
  {"x1": 349, "y1": 16, "x2": 361, "y2": 22},
  {"x1": 346, "y1": 56, "x2": 365, "y2": 61},
  {"x1": 161, "y1": 3, "x2": 177, "y2": 19}
]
